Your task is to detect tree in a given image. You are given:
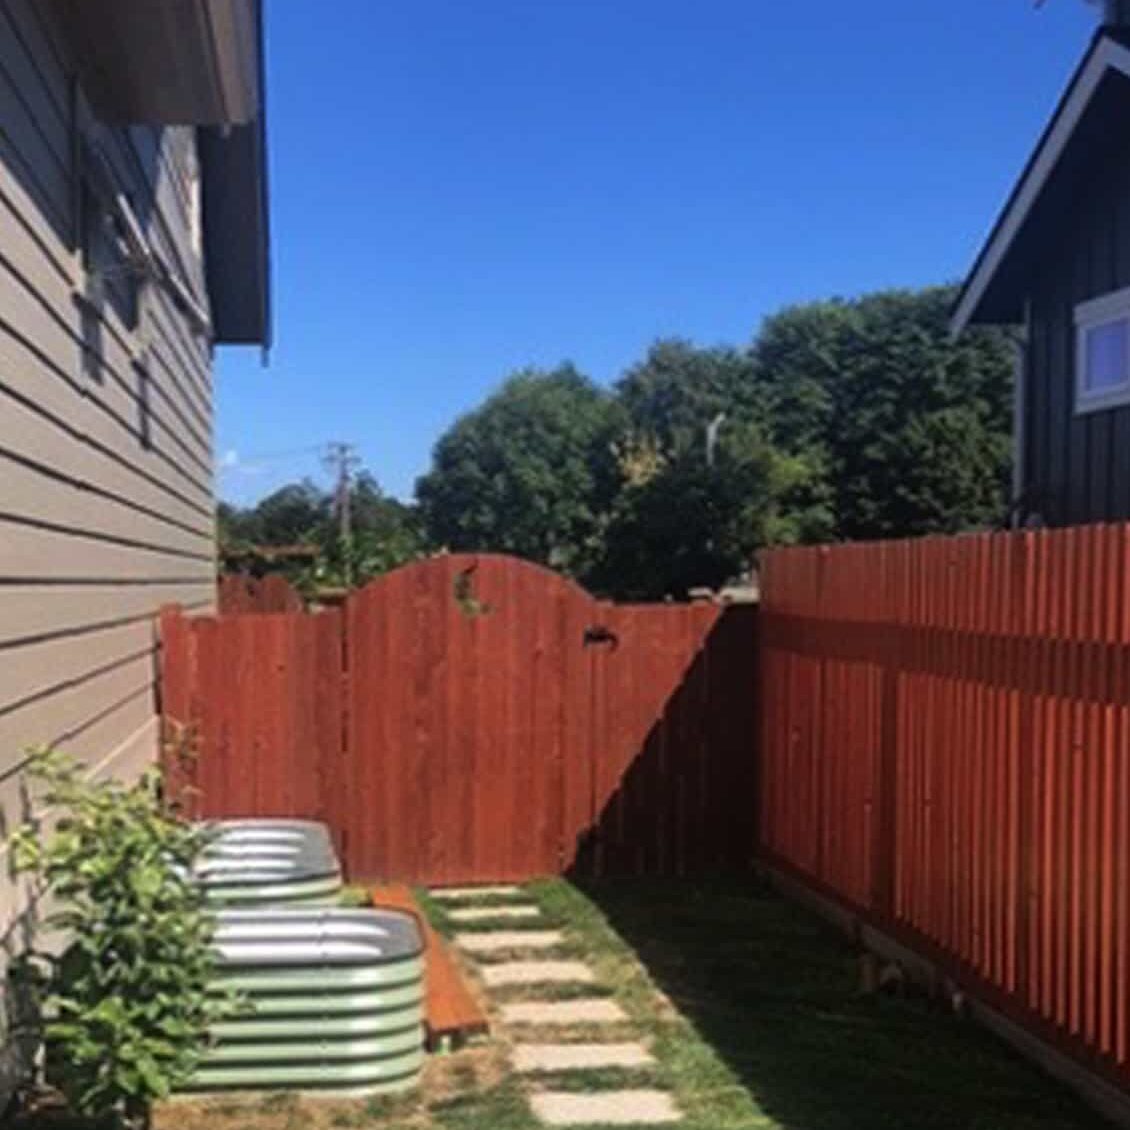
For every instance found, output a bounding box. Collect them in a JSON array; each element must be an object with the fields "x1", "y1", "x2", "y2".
[
  {"x1": 593, "y1": 419, "x2": 814, "y2": 600},
  {"x1": 751, "y1": 286, "x2": 1016, "y2": 540},
  {"x1": 615, "y1": 338, "x2": 763, "y2": 455},
  {"x1": 589, "y1": 339, "x2": 828, "y2": 598},
  {"x1": 217, "y1": 470, "x2": 426, "y2": 589},
  {"x1": 416, "y1": 365, "x2": 624, "y2": 577},
  {"x1": 242, "y1": 480, "x2": 326, "y2": 545}
]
